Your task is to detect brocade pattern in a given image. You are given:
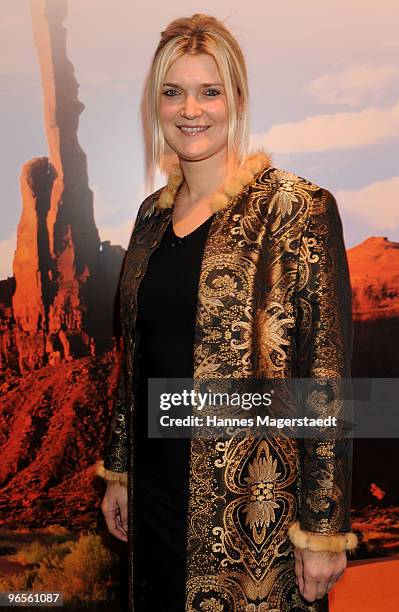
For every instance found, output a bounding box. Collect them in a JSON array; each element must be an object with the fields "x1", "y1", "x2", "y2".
[{"x1": 102, "y1": 164, "x2": 352, "y2": 611}]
